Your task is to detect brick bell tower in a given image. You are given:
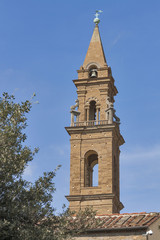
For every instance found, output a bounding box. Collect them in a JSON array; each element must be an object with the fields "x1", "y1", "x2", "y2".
[{"x1": 65, "y1": 13, "x2": 124, "y2": 215}]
